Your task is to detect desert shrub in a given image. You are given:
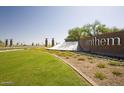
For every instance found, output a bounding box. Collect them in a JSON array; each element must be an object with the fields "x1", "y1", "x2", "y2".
[
  {"x1": 56, "y1": 52, "x2": 66, "y2": 57},
  {"x1": 60, "y1": 51, "x2": 74, "y2": 57},
  {"x1": 53, "y1": 51, "x2": 61, "y2": 55},
  {"x1": 112, "y1": 71, "x2": 122, "y2": 76},
  {"x1": 94, "y1": 72, "x2": 107, "y2": 80},
  {"x1": 108, "y1": 61, "x2": 119, "y2": 66},
  {"x1": 89, "y1": 61, "x2": 94, "y2": 63},
  {"x1": 97, "y1": 63, "x2": 106, "y2": 68},
  {"x1": 108, "y1": 61, "x2": 124, "y2": 66},
  {"x1": 87, "y1": 57, "x2": 93, "y2": 60},
  {"x1": 78, "y1": 57, "x2": 85, "y2": 61},
  {"x1": 66, "y1": 51, "x2": 74, "y2": 56}
]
